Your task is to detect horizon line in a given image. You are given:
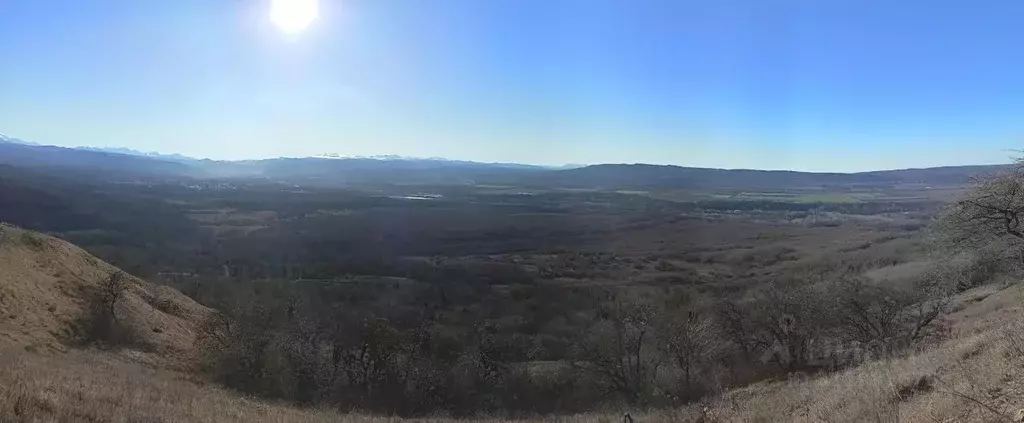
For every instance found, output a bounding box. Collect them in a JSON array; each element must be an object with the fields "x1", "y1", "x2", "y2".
[{"x1": 0, "y1": 133, "x2": 1014, "y2": 175}]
